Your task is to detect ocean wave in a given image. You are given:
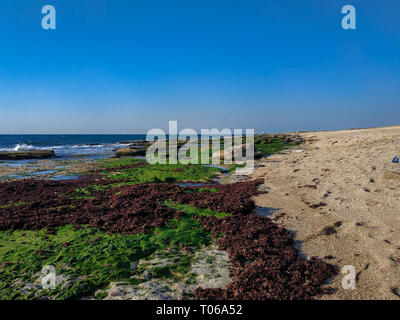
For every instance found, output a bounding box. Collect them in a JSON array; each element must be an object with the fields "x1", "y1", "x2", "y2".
[
  {"x1": 0, "y1": 142, "x2": 131, "y2": 156},
  {"x1": 13, "y1": 144, "x2": 36, "y2": 151},
  {"x1": 4, "y1": 144, "x2": 115, "y2": 151}
]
